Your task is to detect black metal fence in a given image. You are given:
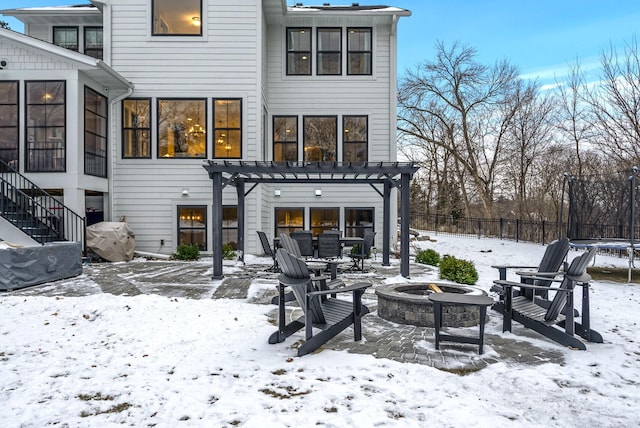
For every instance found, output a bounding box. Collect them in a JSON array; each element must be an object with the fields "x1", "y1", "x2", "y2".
[{"x1": 409, "y1": 213, "x2": 637, "y2": 245}]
